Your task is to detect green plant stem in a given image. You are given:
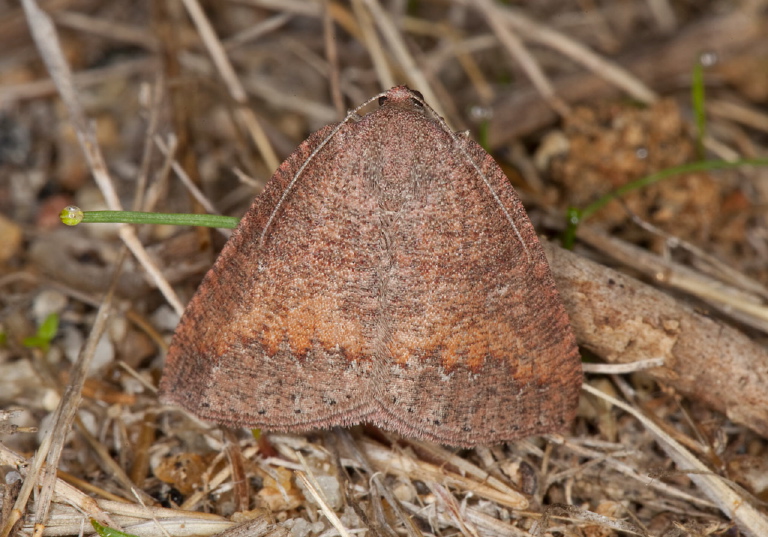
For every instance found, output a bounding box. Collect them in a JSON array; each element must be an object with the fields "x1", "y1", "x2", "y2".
[
  {"x1": 78, "y1": 211, "x2": 239, "y2": 229},
  {"x1": 562, "y1": 158, "x2": 768, "y2": 250}
]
